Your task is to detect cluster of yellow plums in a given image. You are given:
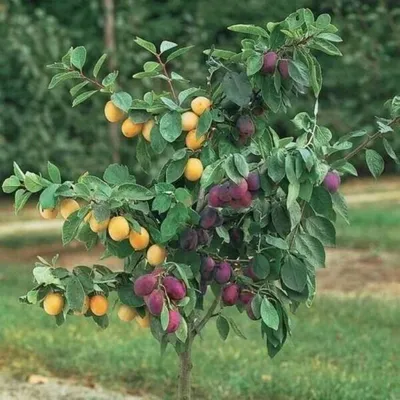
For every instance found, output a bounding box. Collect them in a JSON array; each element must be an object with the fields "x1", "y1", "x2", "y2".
[
  {"x1": 104, "y1": 96, "x2": 212, "y2": 182},
  {"x1": 42, "y1": 292, "x2": 150, "y2": 328},
  {"x1": 40, "y1": 199, "x2": 167, "y2": 267}
]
